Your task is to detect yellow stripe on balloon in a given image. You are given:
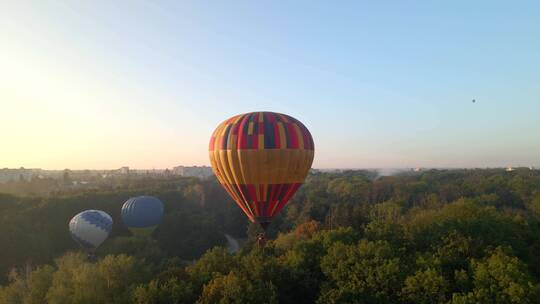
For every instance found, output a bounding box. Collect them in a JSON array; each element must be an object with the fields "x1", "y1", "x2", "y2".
[
  {"x1": 293, "y1": 124, "x2": 304, "y2": 149},
  {"x1": 233, "y1": 115, "x2": 243, "y2": 124},
  {"x1": 258, "y1": 134, "x2": 264, "y2": 150},
  {"x1": 278, "y1": 122, "x2": 287, "y2": 148},
  {"x1": 209, "y1": 149, "x2": 314, "y2": 184}
]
